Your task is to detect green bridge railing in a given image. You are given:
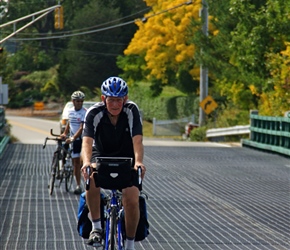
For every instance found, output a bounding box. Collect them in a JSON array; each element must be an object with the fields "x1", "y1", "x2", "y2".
[
  {"x1": 0, "y1": 107, "x2": 9, "y2": 158},
  {"x1": 242, "y1": 111, "x2": 290, "y2": 156}
]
